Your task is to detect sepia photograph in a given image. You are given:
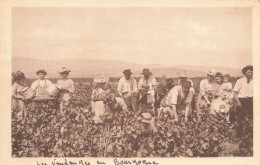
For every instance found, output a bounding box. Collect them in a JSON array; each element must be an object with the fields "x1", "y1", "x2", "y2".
[
  {"x1": 1, "y1": 0, "x2": 260, "y2": 164},
  {"x1": 10, "y1": 7, "x2": 255, "y2": 158}
]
